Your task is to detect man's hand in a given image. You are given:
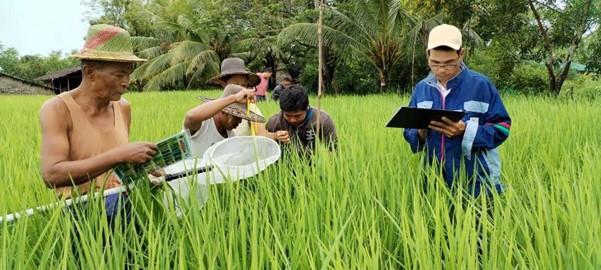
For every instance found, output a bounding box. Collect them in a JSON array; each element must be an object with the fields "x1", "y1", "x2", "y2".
[
  {"x1": 428, "y1": 117, "x2": 466, "y2": 138},
  {"x1": 96, "y1": 177, "x2": 121, "y2": 190},
  {"x1": 233, "y1": 88, "x2": 256, "y2": 104},
  {"x1": 274, "y1": 130, "x2": 290, "y2": 144},
  {"x1": 117, "y1": 142, "x2": 159, "y2": 164}
]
